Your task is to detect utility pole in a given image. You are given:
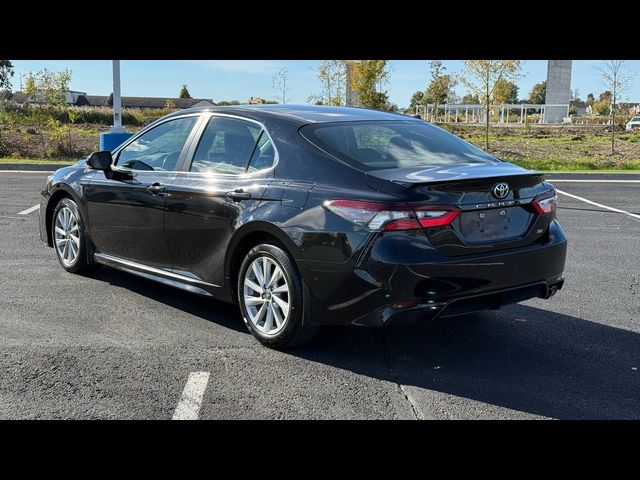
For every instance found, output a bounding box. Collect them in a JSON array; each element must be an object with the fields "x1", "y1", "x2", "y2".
[
  {"x1": 99, "y1": 60, "x2": 132, "y2": 151},
  {"x1": 111, "y1": 60, "x2": 125, "y2": 134}
]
